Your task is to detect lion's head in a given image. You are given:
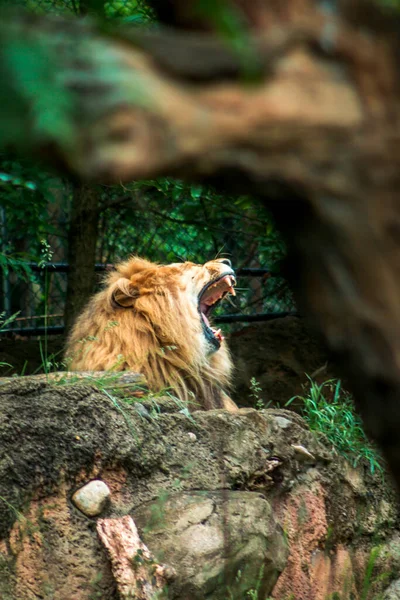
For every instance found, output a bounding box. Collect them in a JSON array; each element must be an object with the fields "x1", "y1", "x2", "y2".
[{"x1": 65, "y1": 257, "x2": 236, "y2": 409}]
